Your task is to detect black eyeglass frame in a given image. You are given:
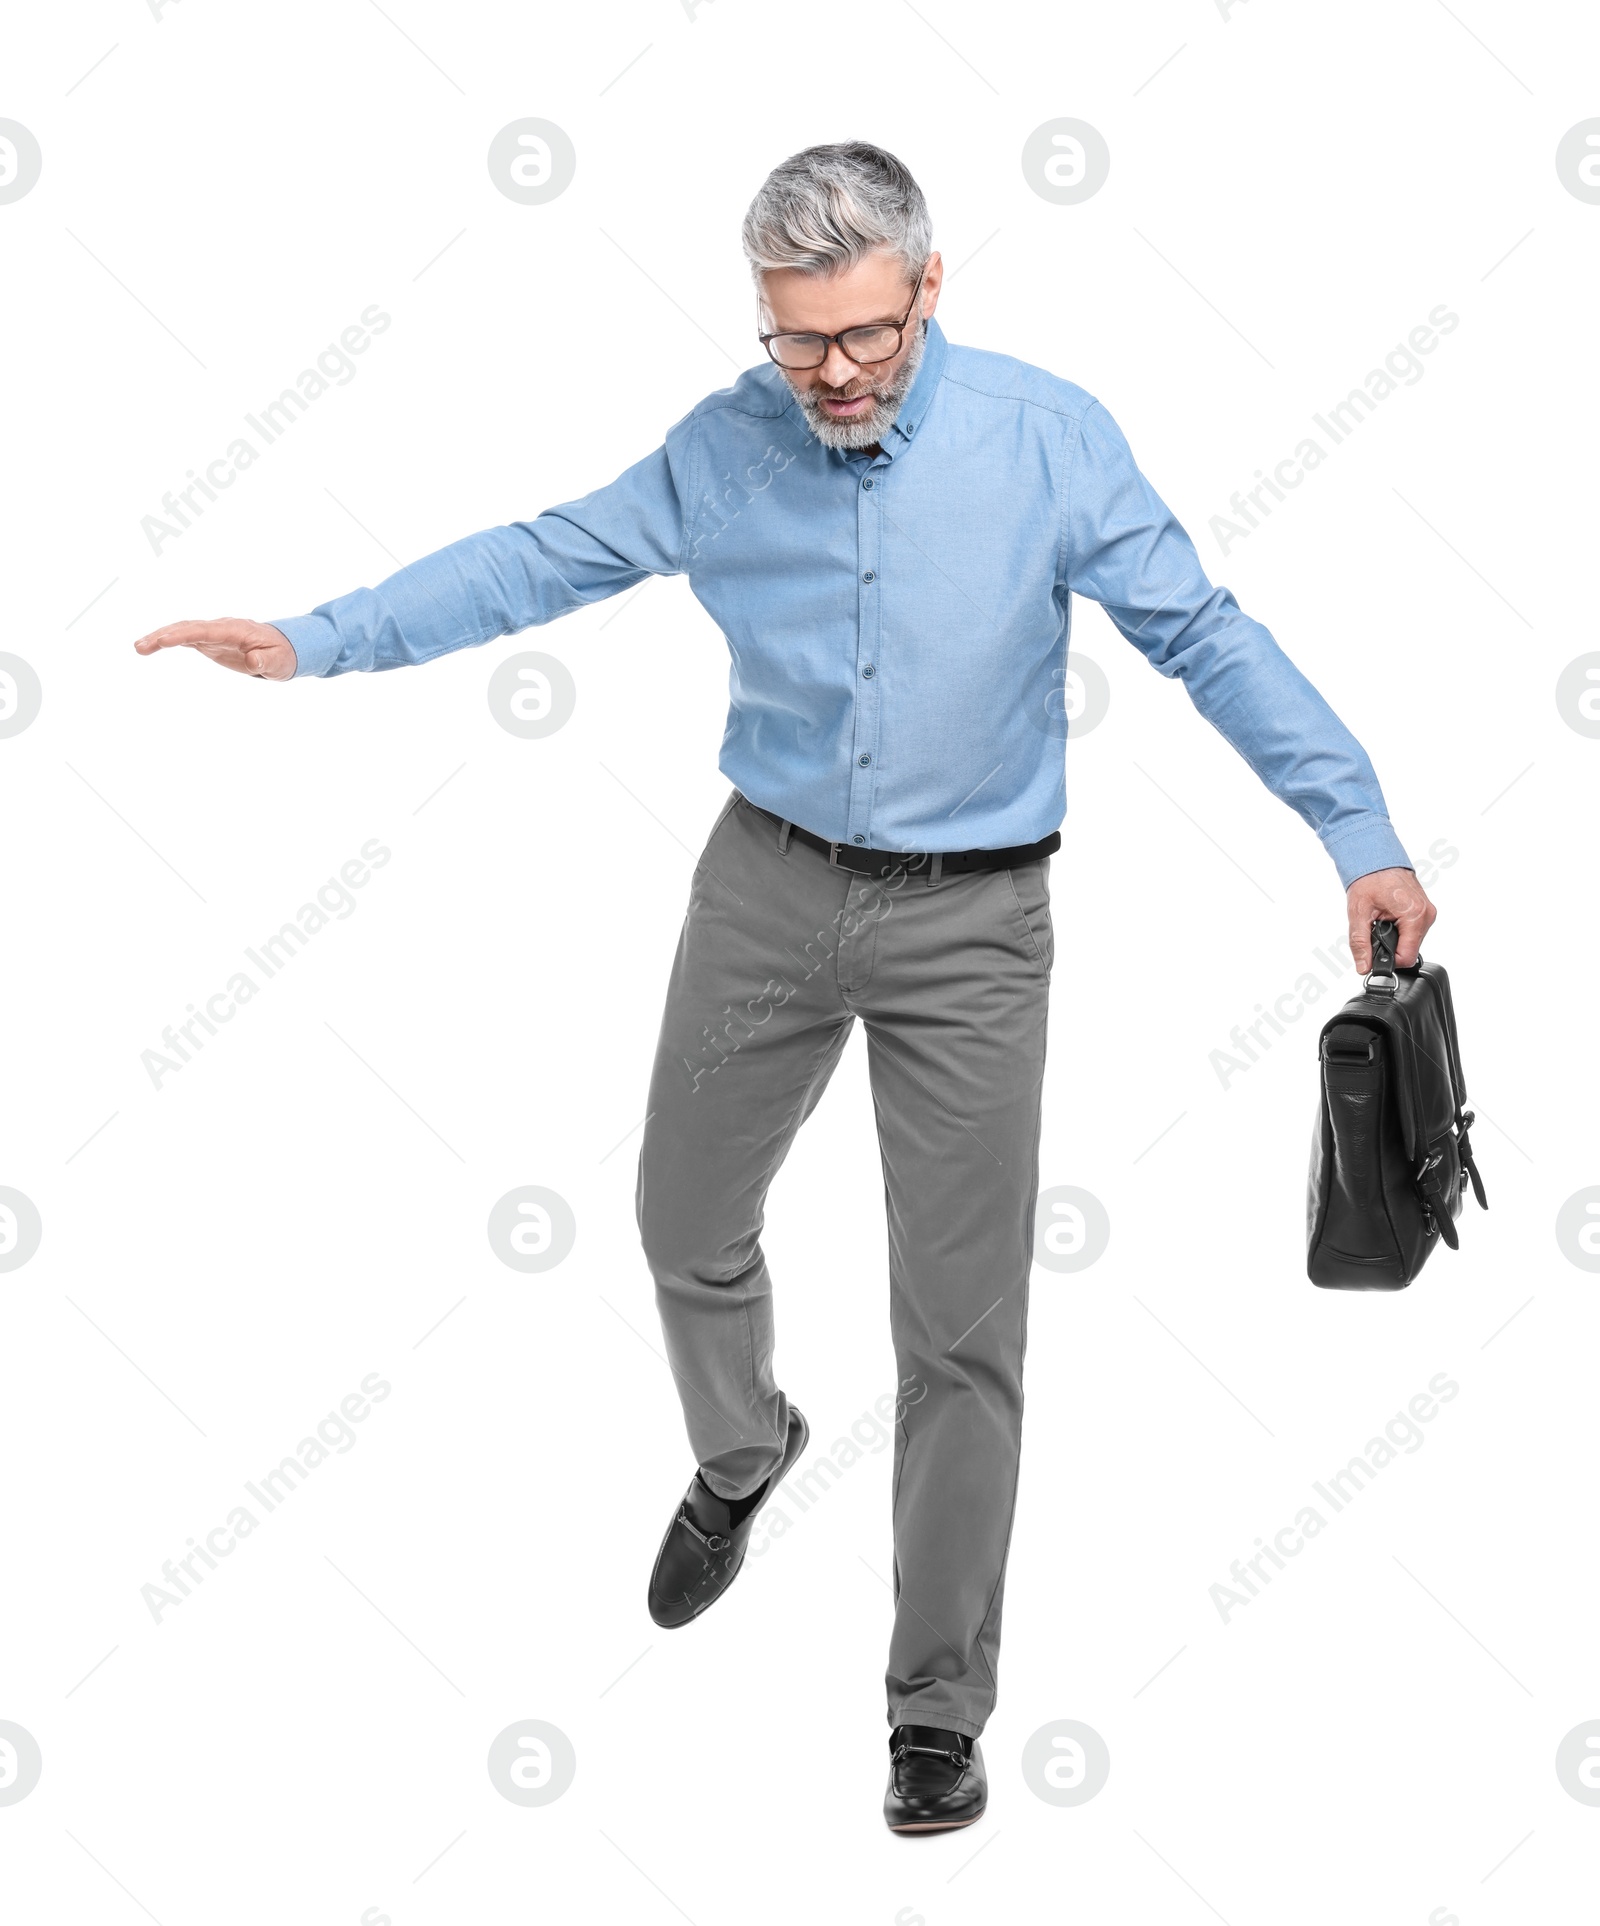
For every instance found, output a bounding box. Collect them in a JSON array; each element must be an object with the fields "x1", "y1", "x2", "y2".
[{"x1": 758, "y1": 263, "x2": 929, "y2": 371}]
